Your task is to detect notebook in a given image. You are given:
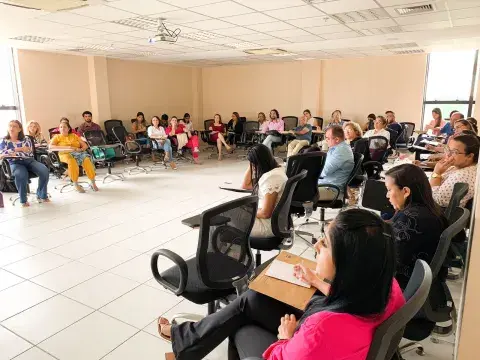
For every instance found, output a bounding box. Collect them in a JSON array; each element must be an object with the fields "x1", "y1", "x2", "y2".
[{"x1": 265, "y1": 259, "x2": 311, "y2": 288}]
